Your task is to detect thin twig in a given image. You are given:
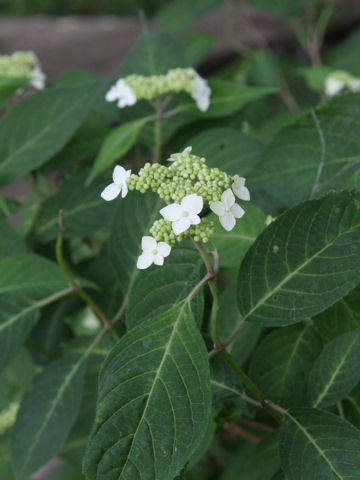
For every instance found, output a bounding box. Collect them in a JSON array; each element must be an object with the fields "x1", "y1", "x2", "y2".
[{"x1": 56, "y1": 210, "x2": 119, "y2": 341}]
